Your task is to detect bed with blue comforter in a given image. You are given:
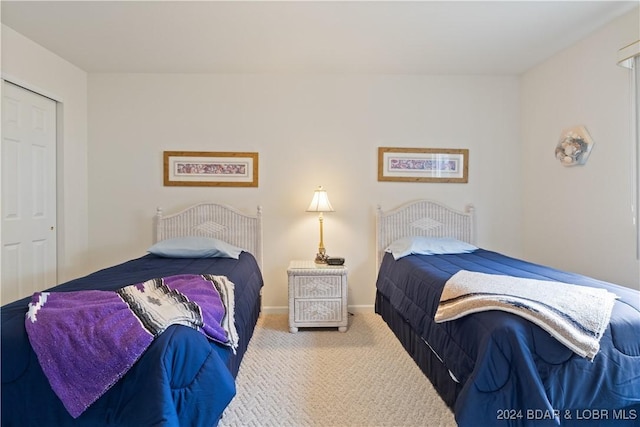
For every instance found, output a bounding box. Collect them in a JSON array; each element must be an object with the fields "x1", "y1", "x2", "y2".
[
  {"x1": 374, "y1": 200, "x2": 640, "y2": 427},
  {"x1": 1, "y1": 203, "x2": 264, "y2": 427}
]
